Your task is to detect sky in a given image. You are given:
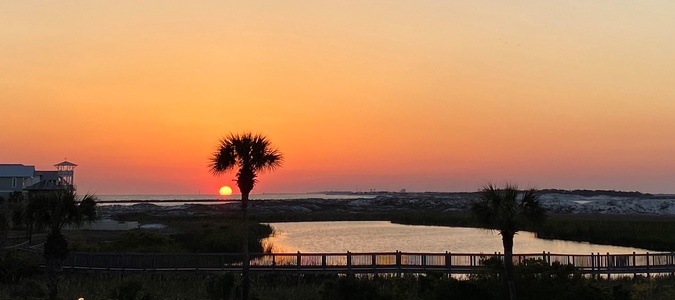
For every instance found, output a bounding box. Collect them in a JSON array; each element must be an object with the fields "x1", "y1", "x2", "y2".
[{"x1": 2, "y1": 1, "x2": 675, "y2": 195}]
